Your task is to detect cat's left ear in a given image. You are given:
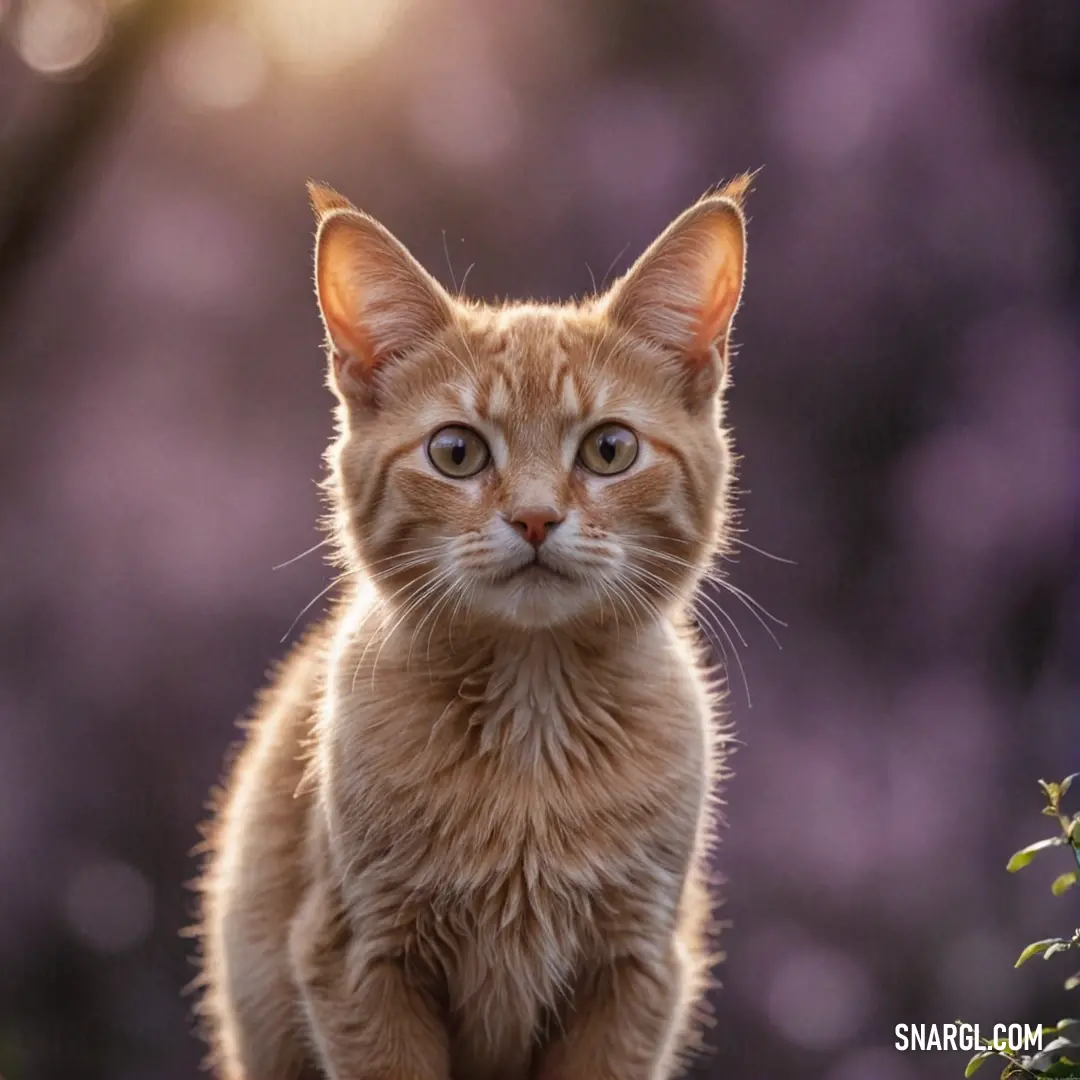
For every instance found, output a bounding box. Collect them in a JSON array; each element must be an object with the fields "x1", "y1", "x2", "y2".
[
  {"x1": 603, "y1": 177, "x2": 748, "y2": 397},
  {"x1": 309, "y1": 181, "x2": 455, "y2": 408}
]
